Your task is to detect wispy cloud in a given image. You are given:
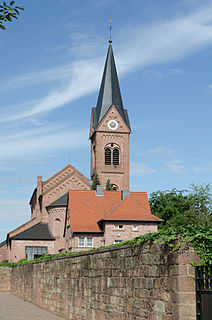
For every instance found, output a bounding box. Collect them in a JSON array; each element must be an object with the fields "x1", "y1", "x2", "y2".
[
  {"x1": 0, "y1": 198, "x2": 29, "y2": 223},
  {"x1": 168, "y1": 68, "x2": 185, "y2": 75},
  {"x1": 193, "y1": 162, "x2": 212, "y2": 172},
  {"x1": 45, "y1": 44, "x2": 69, "y2": 52},
  {"x1": 0, "y1": 126, "x2": 87, "y2": 160},
  {"x1": 147, "y1": 146, "x2": 175, "y2": 156},
  {"x1": 130, "y1": 162, "x2": 157, "y2": 175},
  {"x1": 165, "y1": 160, "x2": 185, "y2": 173},
  {"x1": 0, "y1": 64, "x2": 74, "y2": 92},
  {"x1": 1, "y1": 4, "x2": 212, "y2": 124},
  {"x1": 0, "y1": 59, "x2": 103, "y2": 123}
]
